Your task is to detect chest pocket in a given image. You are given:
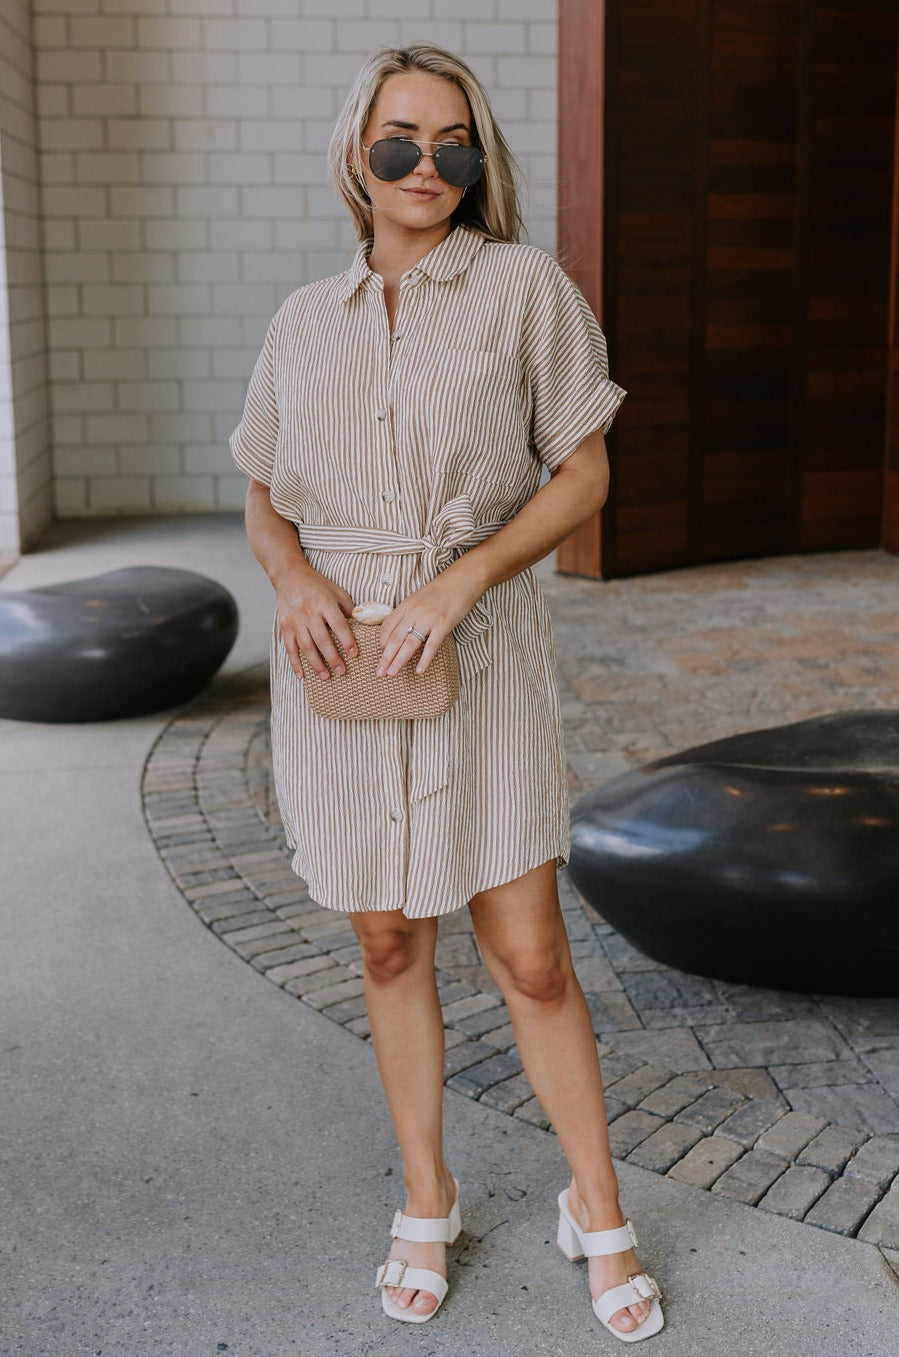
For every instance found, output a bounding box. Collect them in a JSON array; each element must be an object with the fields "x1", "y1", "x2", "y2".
[{"x1": 414, "y1": 348, "x2": 527, "y2": 485}]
